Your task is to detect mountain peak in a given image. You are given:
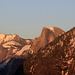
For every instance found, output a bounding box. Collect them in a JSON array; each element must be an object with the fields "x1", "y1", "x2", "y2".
[
  {"x1": 31, "y1": 26, "x2": 65, "y2": 53},
  {"x1": 24, "y1": 27, "x2": 75, "y2": 75},
  {"x1": 43, "y1": 26, "x2": 65, "y2": 37}
]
